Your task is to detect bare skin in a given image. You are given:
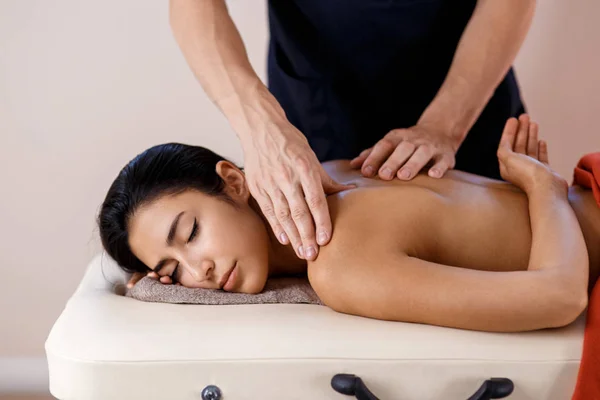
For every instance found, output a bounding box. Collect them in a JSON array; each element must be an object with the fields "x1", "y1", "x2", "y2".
[
  {"x1": 311, "y1": 117, "x2": 598, "y2": 332},
  {"x1": 127, "y1": 116, "x2": 599, "y2": 332},
  {"x1": 322, "y1": 152, "x2": 600, "y2": 290},
  {"x1": 169, "y1": 0, "x2": 536, "y2": 262}
]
